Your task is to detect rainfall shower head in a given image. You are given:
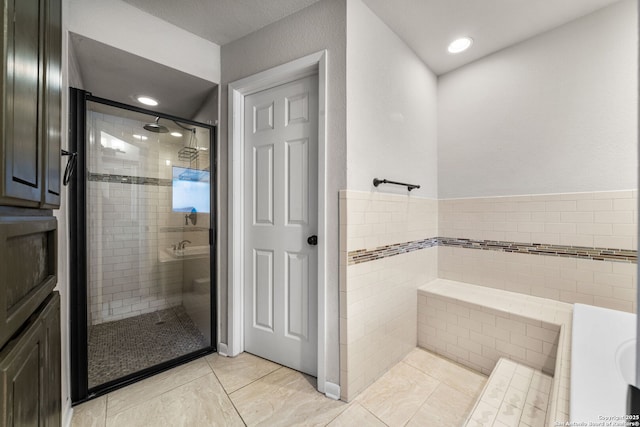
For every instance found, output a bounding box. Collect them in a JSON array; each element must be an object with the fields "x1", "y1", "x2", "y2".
[{"x1": 143, "y1": 117, "x2": 169, "y2": 133}]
